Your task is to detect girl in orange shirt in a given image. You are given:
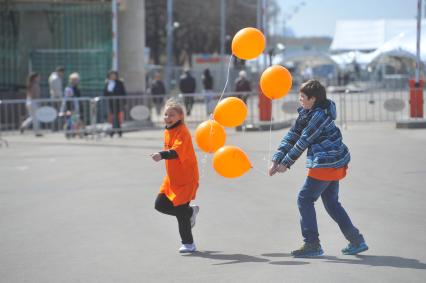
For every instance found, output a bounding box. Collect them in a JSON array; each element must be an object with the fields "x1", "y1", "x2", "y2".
[{"x1": 151, "y1": 98, "x2": 200, "y2": 253}]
